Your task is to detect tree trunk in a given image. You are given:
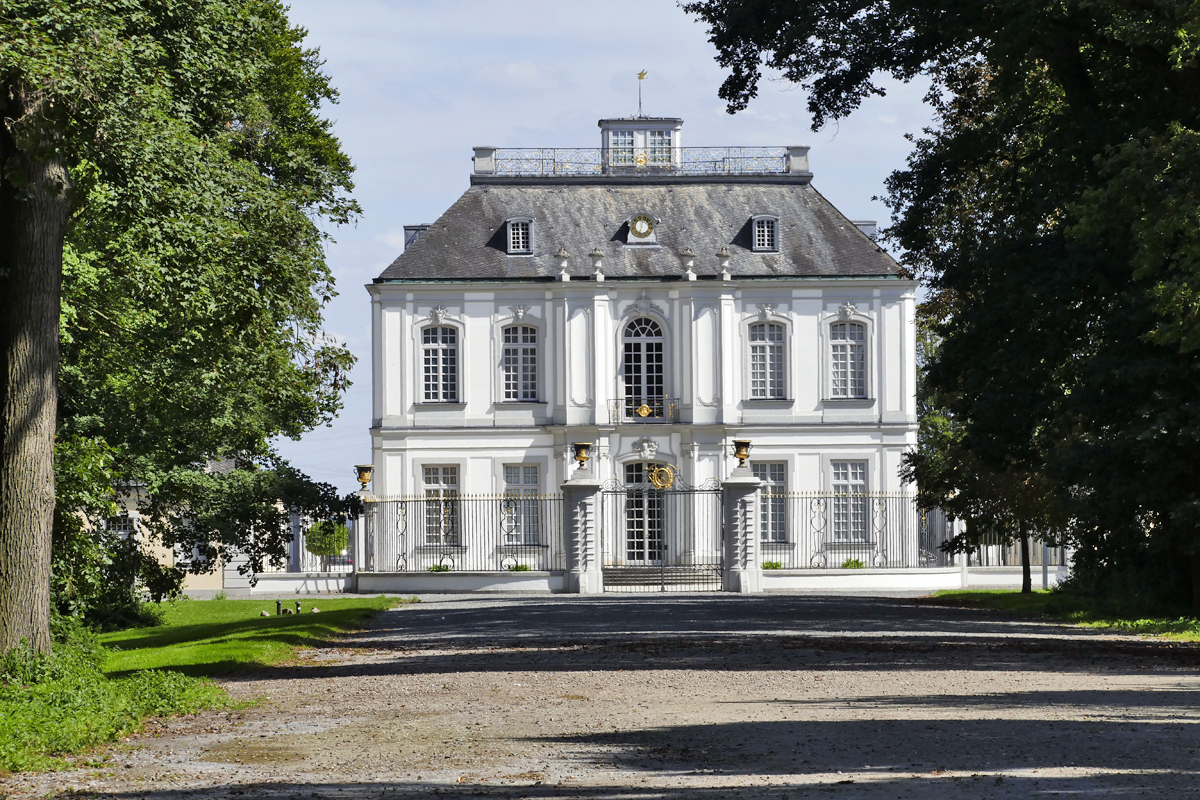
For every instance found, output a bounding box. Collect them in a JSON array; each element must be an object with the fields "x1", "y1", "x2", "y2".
[
  {"x1": 1020, "y1": 533, "x2": 1032, "y2": 594},
  {"x1": 0, "y1": 131, "x2": 71, "y2": 654},
  {"x1": 1190, "y1": 554, "x2": 1200, "y2": 614}
]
